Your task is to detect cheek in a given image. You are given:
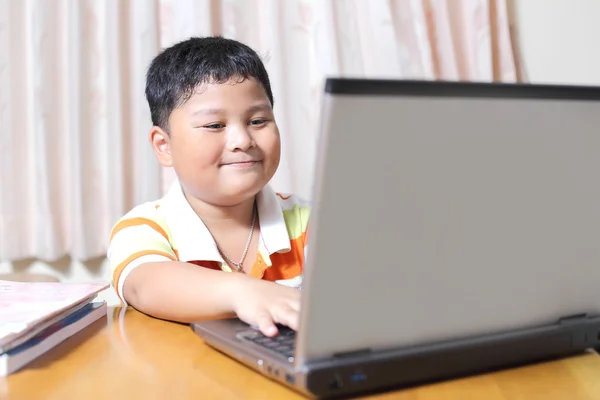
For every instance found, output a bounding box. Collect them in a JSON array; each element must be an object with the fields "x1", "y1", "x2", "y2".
[
  {"x1": 261, "y1": 129, "x2": 281, "y2": 159},
  {"x1": 173, "y1": 137, "x2": 222, "y2": 167}
]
